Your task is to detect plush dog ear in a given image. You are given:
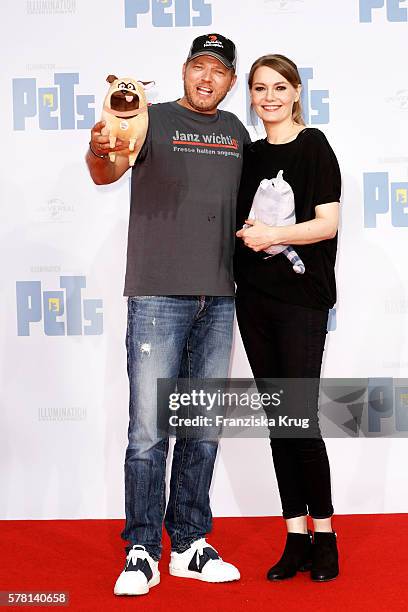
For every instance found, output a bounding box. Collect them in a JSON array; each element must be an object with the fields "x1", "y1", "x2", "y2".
[
  {"x1": 137, "y1": 80, "x2": 155, "y2": 90},
  {"x1": 106, "y1": 74, "x2": 118, "y2": 84}
]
